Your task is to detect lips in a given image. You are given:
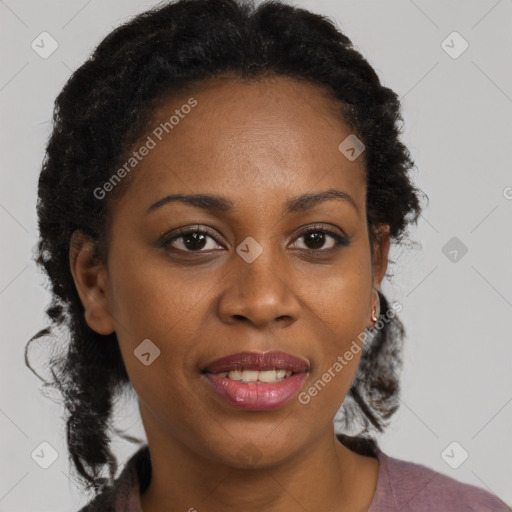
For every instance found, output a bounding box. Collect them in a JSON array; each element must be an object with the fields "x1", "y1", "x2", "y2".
[
  {"x1": 201, "y1": 351, "x2": 310, "y2": 375},
  {"x1": 200, "y1": 351, "x2": 310, "y2": 410}
]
